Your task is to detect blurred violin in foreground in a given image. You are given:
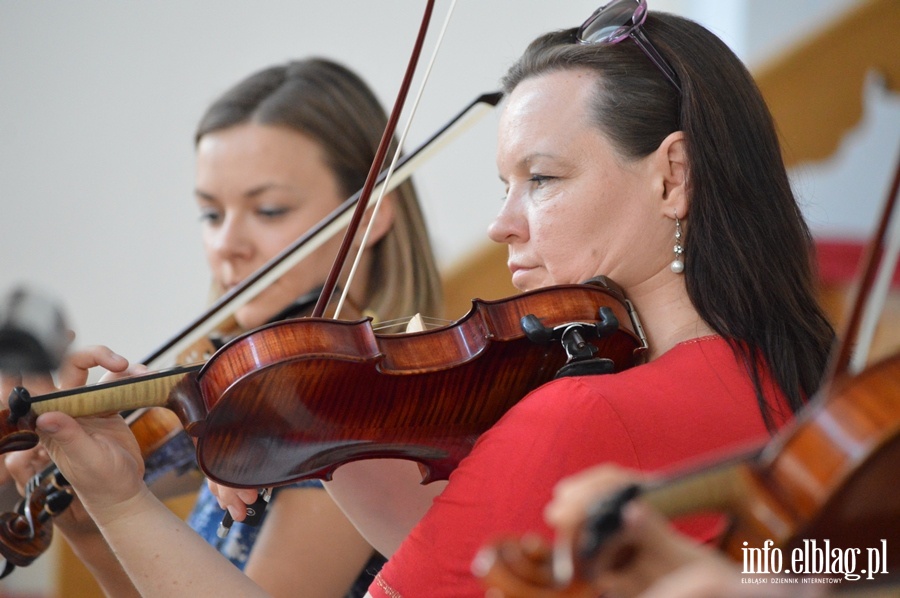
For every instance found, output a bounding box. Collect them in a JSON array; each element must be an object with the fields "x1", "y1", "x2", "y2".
[{"x1": 475, "y1": 351, "x2": 900, "y2": 595}]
